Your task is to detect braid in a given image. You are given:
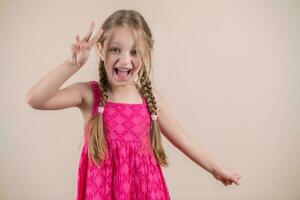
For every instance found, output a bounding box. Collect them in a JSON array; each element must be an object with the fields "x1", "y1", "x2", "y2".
[
  {"x1": 140, "y1": 69, "x2": 169, "y2": 167},
  {"x1": 87, "y1": 61, "x2": 109, "y2": 167},
  {"x1": 140, "y1": 71, "x2": 158, "y2": 114},
  {"x1": 99, "y1": 62, "x2": 109, "y2": 106}
]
